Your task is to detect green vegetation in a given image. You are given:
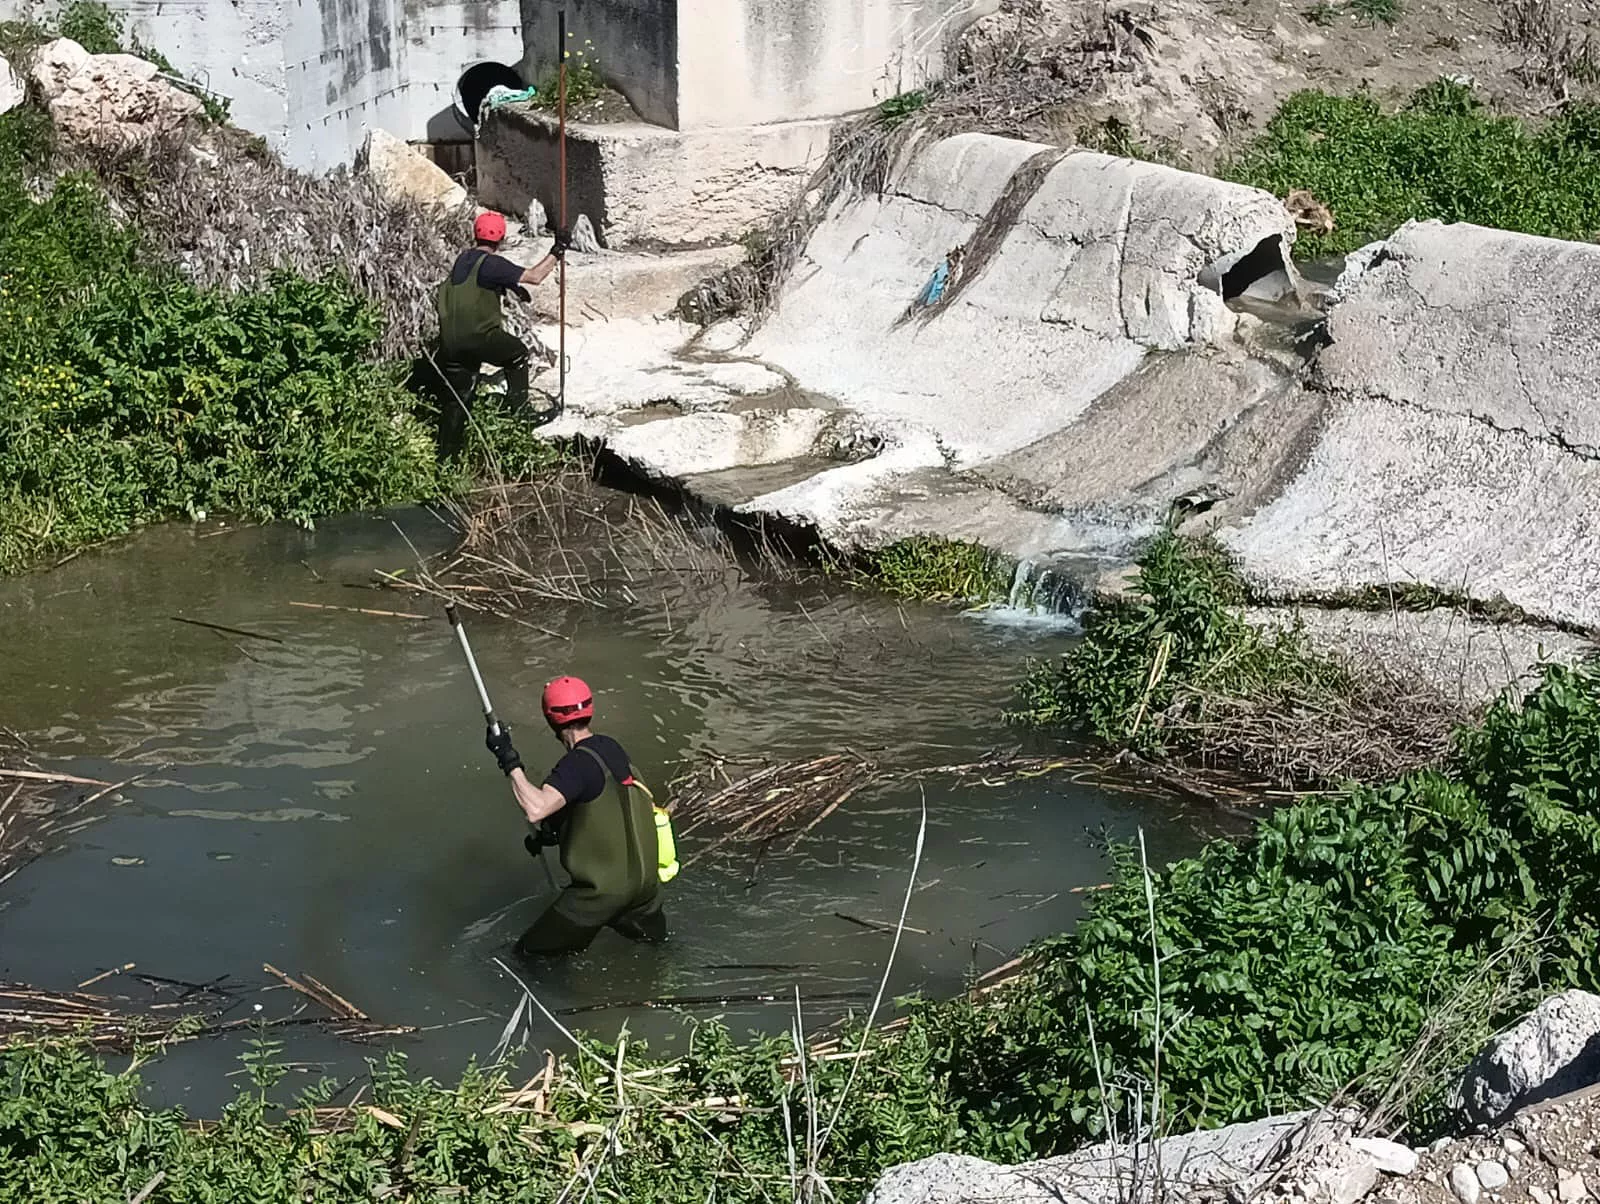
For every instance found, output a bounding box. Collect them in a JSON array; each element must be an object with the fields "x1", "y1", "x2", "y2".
[
  {"x1": 1009, "y1": 532, "x2": 1346, "y2": 753},
  {"x1": 0, "y1": 103, "x2": 559, "y2": 574},
  {"x1": 845, "y1": 535, "x2": 1012, "y2": 604},
  {"x1": 54, "y1": 0, "x2": 123, "y2": 53},
  {"x1": 528, "y1": 37, "x2": 605, "y2": 111},
  {"x1": 877, "y1": 90, "x2": 929, "y2": 129},
  {"x1": 3, "y1": 1023, "x2": 955, "y2": 1203},
  {"x1": 0, "y1": 132, "x2": 444, "y2": 572},
  {"x1": 1228, "y1": 80, "x2": 1600, "y2": 256},
  {"x1": 1345, "y1": 0, "x2": 1403, "y2": 26}
]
